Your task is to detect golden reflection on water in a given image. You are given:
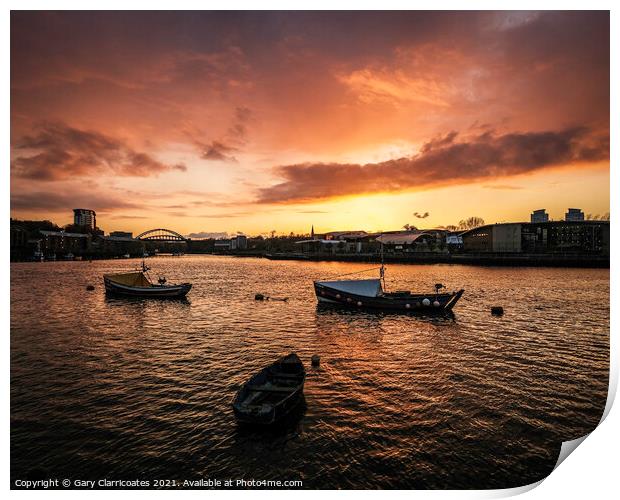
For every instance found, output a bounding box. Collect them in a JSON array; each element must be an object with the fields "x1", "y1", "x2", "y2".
[{"x1": 11, "y1": 256, "x2": 609, "y2": 488}]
